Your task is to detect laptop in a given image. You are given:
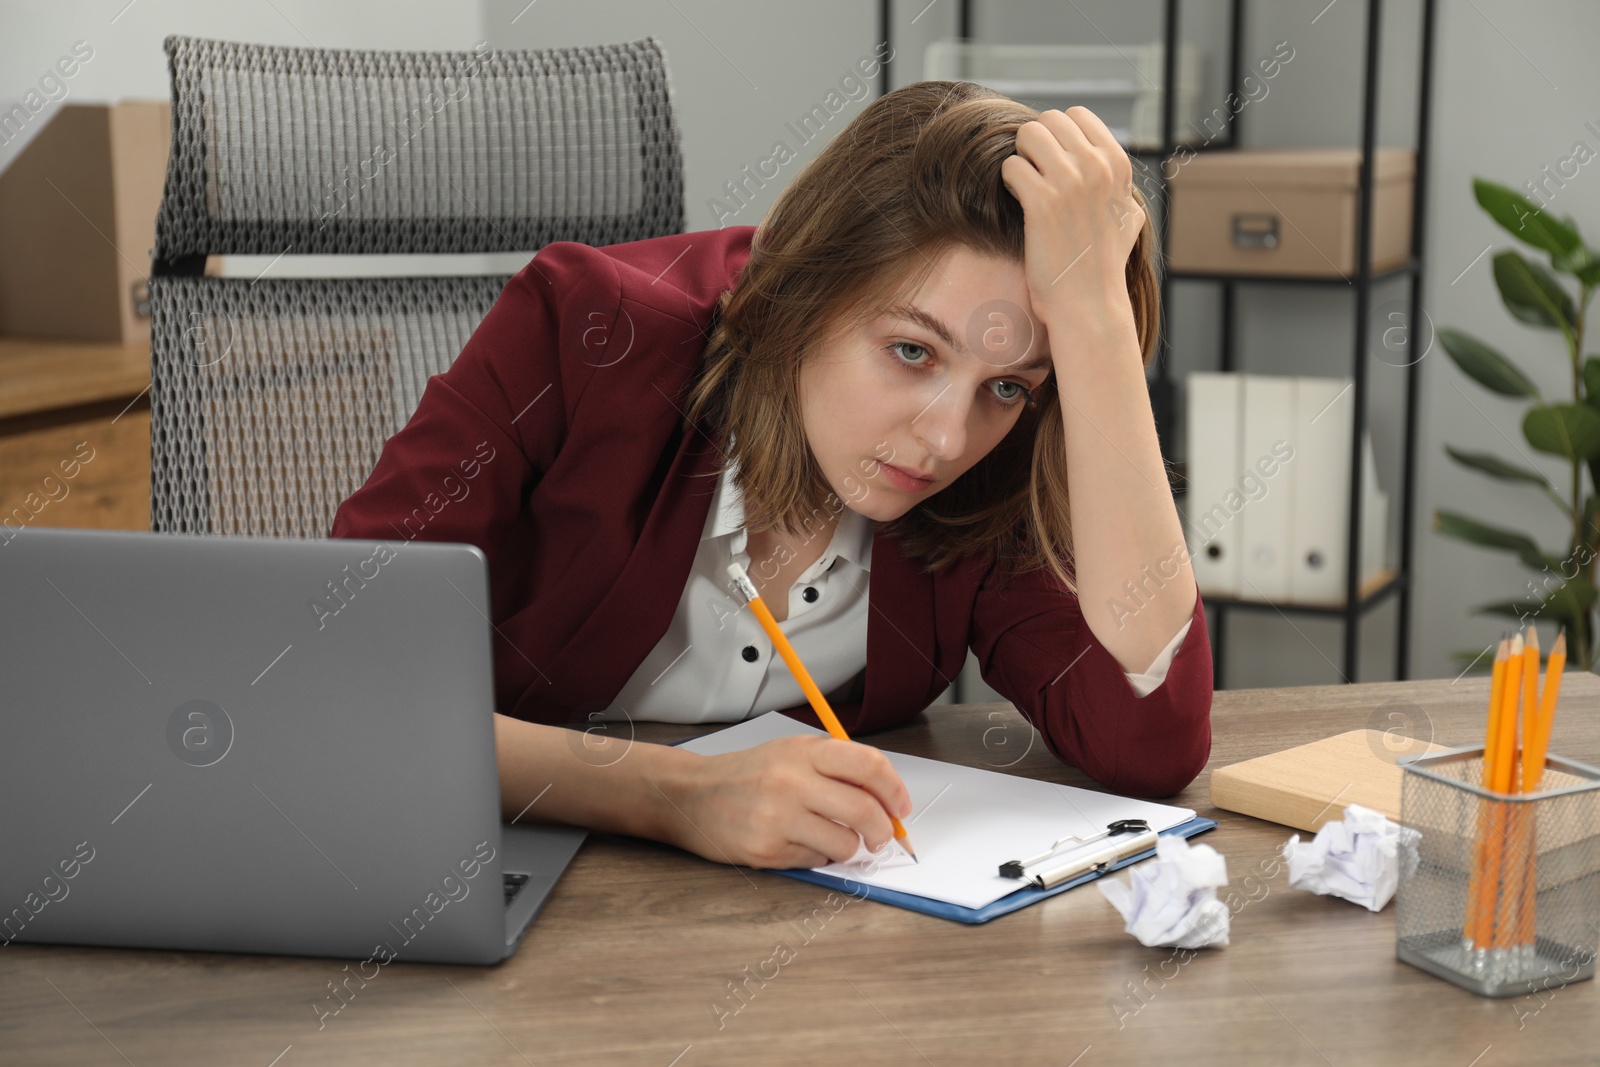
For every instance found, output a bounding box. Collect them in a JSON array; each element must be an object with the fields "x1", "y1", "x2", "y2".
[{"x1": 0, "y1": 526, "x2": 586, "y2": 965}]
